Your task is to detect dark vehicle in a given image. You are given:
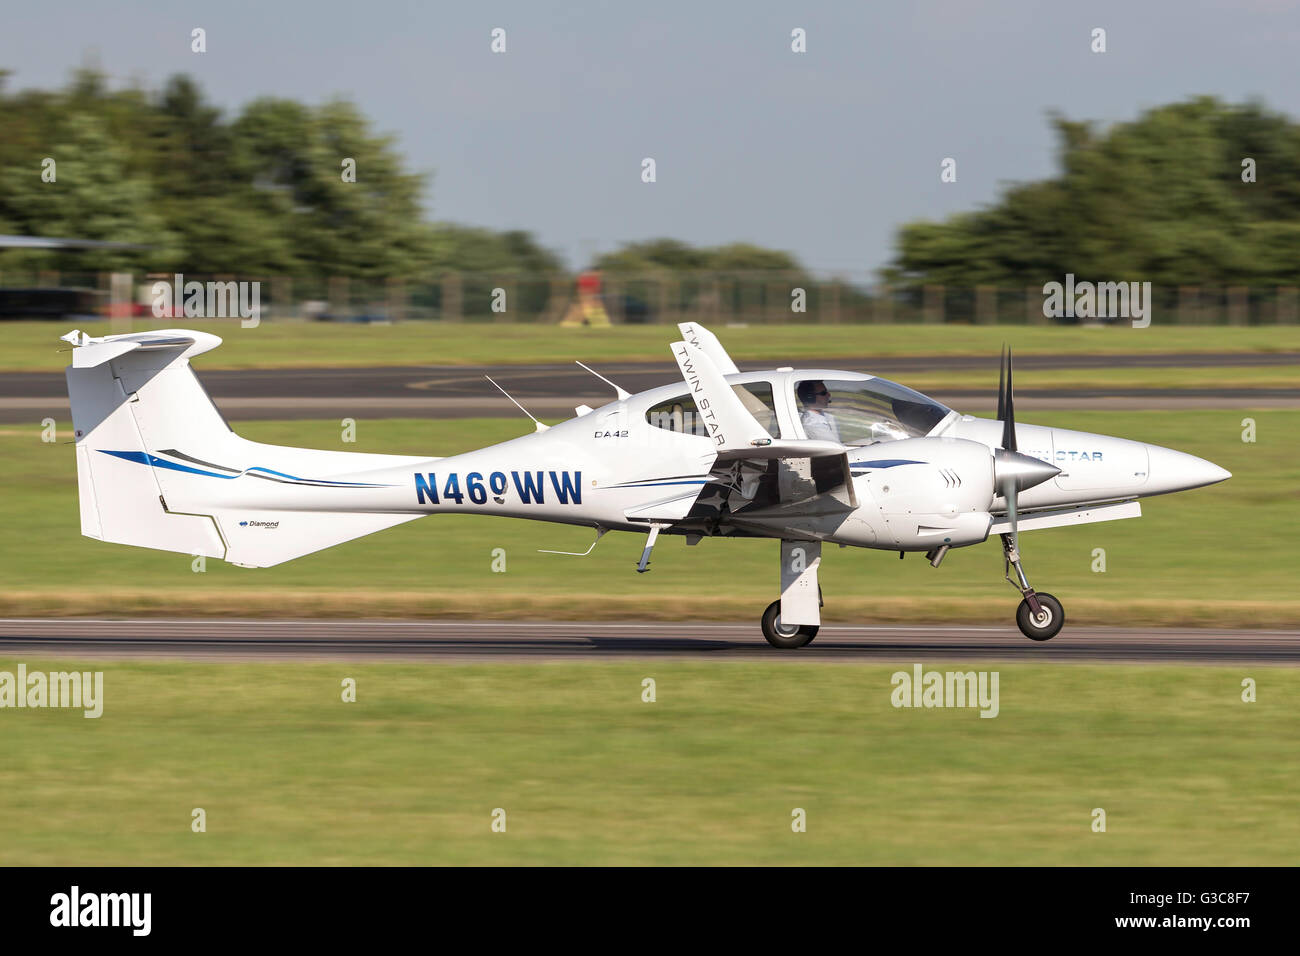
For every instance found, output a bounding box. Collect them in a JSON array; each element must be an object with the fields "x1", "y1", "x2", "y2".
[{"x1": 0, "y1": 287, "x2": 103, "y2": 320}]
